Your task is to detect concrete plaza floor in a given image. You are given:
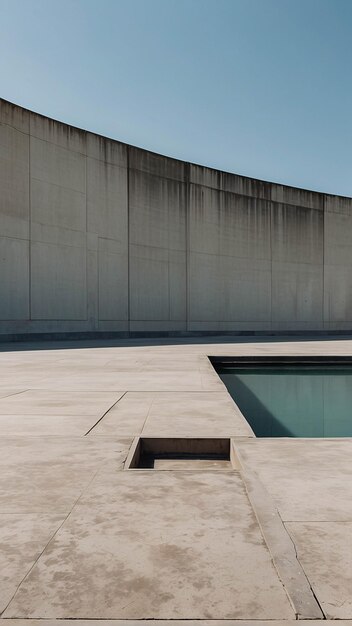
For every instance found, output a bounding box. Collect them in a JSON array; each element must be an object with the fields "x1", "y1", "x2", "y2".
[{"x1": 0, "y1": 336, "x2": 352, "y2": 624}]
